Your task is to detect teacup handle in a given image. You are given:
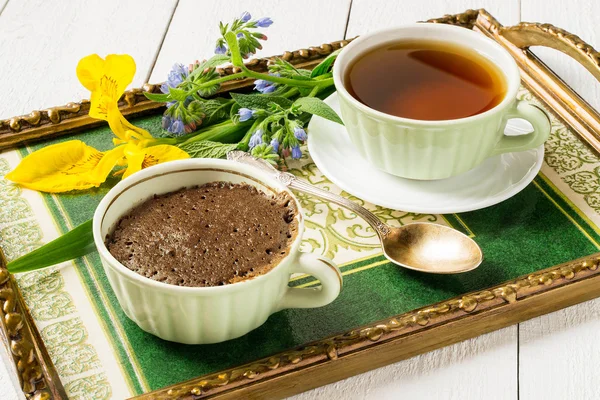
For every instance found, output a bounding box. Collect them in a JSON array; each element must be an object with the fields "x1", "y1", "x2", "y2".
[
  {"x1": 491, "y1": 101, "x2": 551, "y2": 156},
  {"x1": 275, "y1": 253, "x2": 342, "y2": 311}
]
